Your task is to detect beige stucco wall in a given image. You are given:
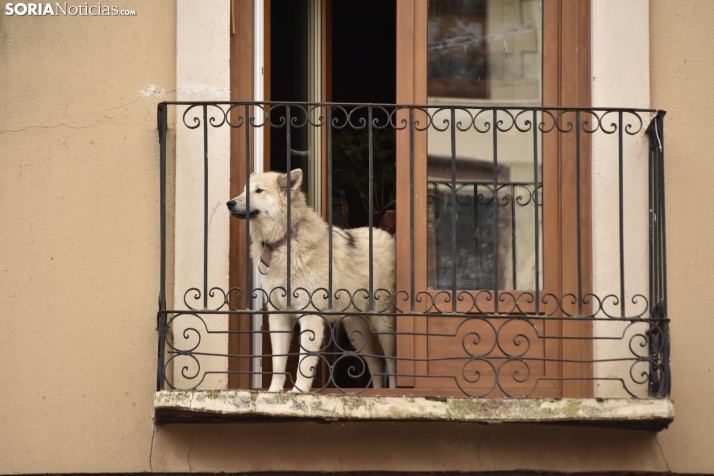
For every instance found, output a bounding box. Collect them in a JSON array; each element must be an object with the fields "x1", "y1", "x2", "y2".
[
  {"x1": 649, "y1": 0, "x2": 714, "y2": 473},
  {"x1": 0, "y1": 0, "x2": 177, "y2": 472},
  {"x1": 591, "y1": 0, "x2": 651, "y2": 398},
  {"x1": 172, "y1": 0, "x2": 231, "y2": 390},
  {"x1": 1, "y1": 0, "x2": 714, "y2": 473}
]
